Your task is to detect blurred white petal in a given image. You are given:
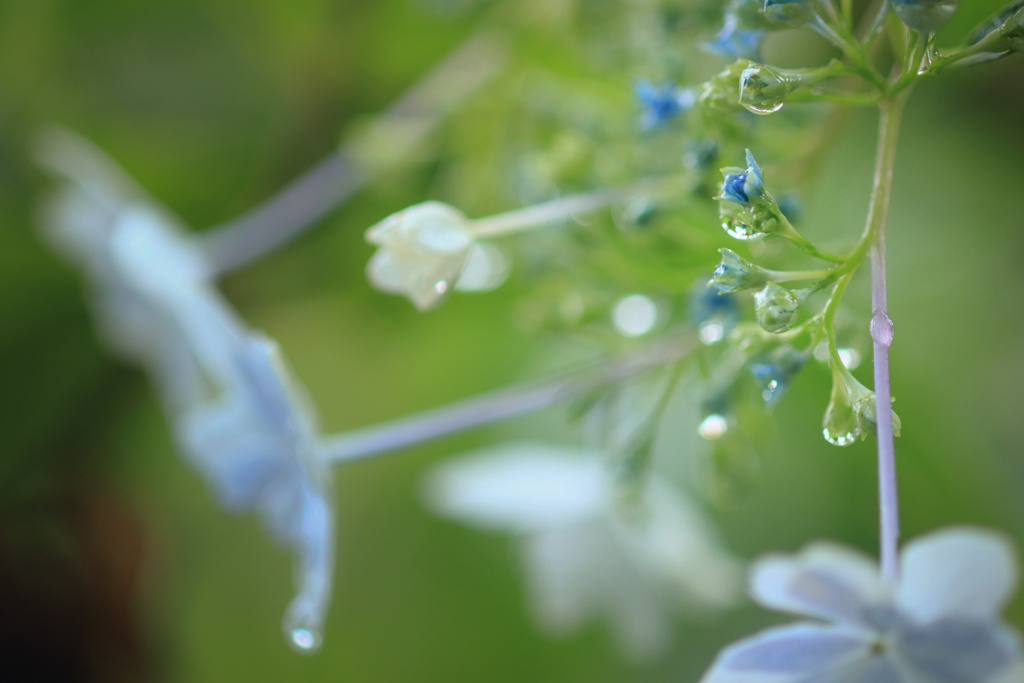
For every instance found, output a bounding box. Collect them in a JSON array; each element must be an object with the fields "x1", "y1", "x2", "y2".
[
  {"x1": 425, "y1": 443, "x2": 605, "y2": 531},
  {"x1": 425, "y1": 442, "x2": 741, "y2": 660}
]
